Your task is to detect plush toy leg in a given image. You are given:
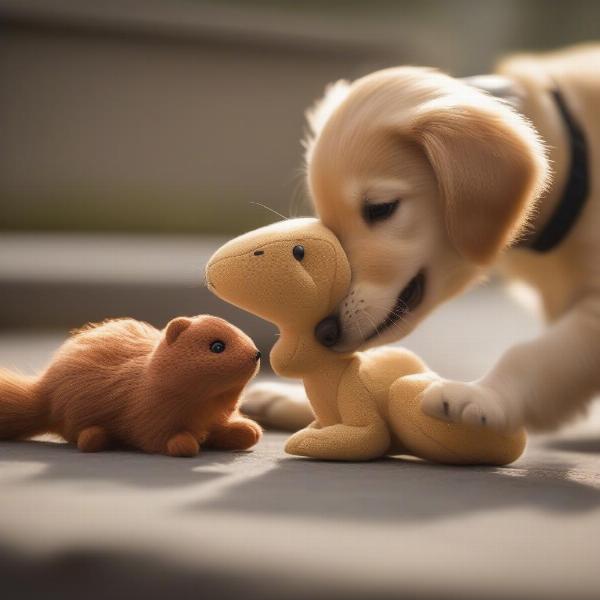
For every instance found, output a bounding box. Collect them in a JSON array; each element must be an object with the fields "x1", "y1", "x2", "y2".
[
  {"x1": 166, "y1": 432, "x2": 200, "y2": 457},
  {"x1": 285, "y1": 422, "x2": 390, "y2": 461},
  {"x1": 77, "y1": 426, "x2": 110, "y2": 453},
  {"x1": 388, "y1": 374, "x2": 526, "y2": 466},
  {"x1": 206, "y1": 419, "x2": 262, "y2": 450}
]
